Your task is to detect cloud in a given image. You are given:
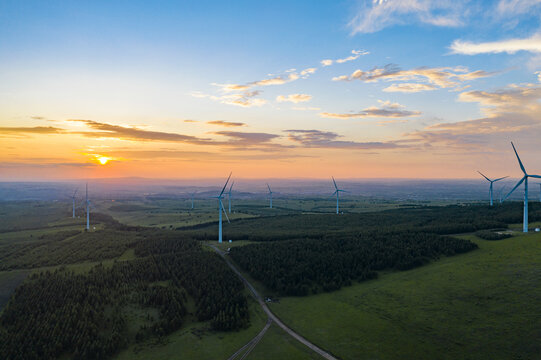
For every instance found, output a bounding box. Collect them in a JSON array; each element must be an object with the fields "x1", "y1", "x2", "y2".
[
  {"x1": 276, "y1": 94, "x2": 312, "y2": 103},
  {"x1": 184, "y1": 119, "x2": 198, "y2": 123},
  {"x1": 191, "y1": 90, "x2": 267, "y2": 108},
  {"x1": 213, "y1": 73, "x2": 301, "y2": 94},
  {"x1": 320, "y1": 50, "x2": 369, "y2": 67},
  {"x1": 496, "y1": 0, "x2": 541, "y2": 16},
  {"x1": 333, "y1": 64, "x2": 495, "y2": 91},
  {"x1": 403, "y1": 83, "x2": 541, "y2": 149},
  {"x1": 450, "y1": 34, "x2": 541, "y2": 55},
  {"x1": 0, "y1": 126, "x2": 65, "y2": 137},
  {"x1": 320, "y1": 100, "x2": 420, "y2": 119},
  {"x1": 383, "y1": 83, "x2": 437, "y2": 93},
  {"x1": 321, "y1": 59, "x2": 333, "y2": 67},
  {"x1": 285, "y1": 129, "x2": 403, "y2": 149},
  {"x1": 69, "y1": 119, "x2": 213, "y2": 144},
  {"x1": 300, "y1": 67, "x2": 317, "y2": 76},
  {"x1": 206, "y1": 120, "x2": 246, "y2": 127},
  {"x1": 349, "y1": 0, "x2": 465, "y2": 34},
  {"x1": 536, "y1": 71, "x2": 541, "y2": 82}
]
